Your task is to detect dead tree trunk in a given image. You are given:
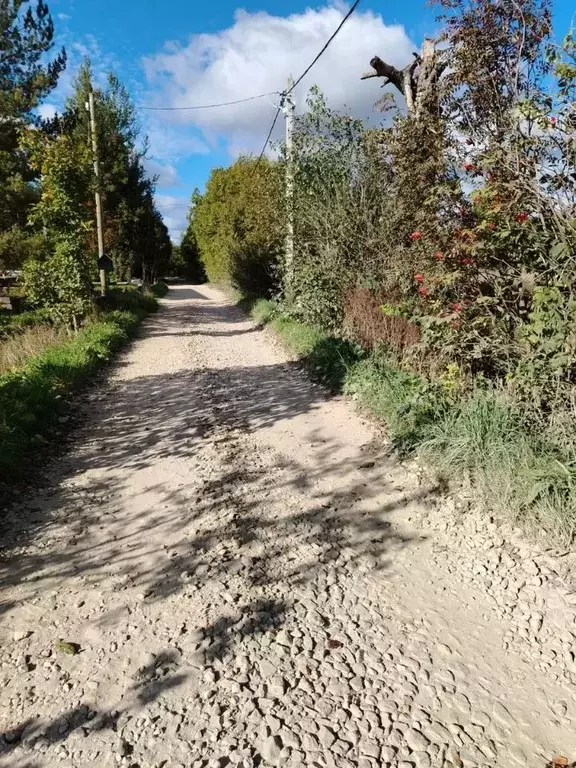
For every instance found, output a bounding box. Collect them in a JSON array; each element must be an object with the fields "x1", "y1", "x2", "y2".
[{"x1": 361, "y1": 39, "x2": 446, "y2": 121}]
